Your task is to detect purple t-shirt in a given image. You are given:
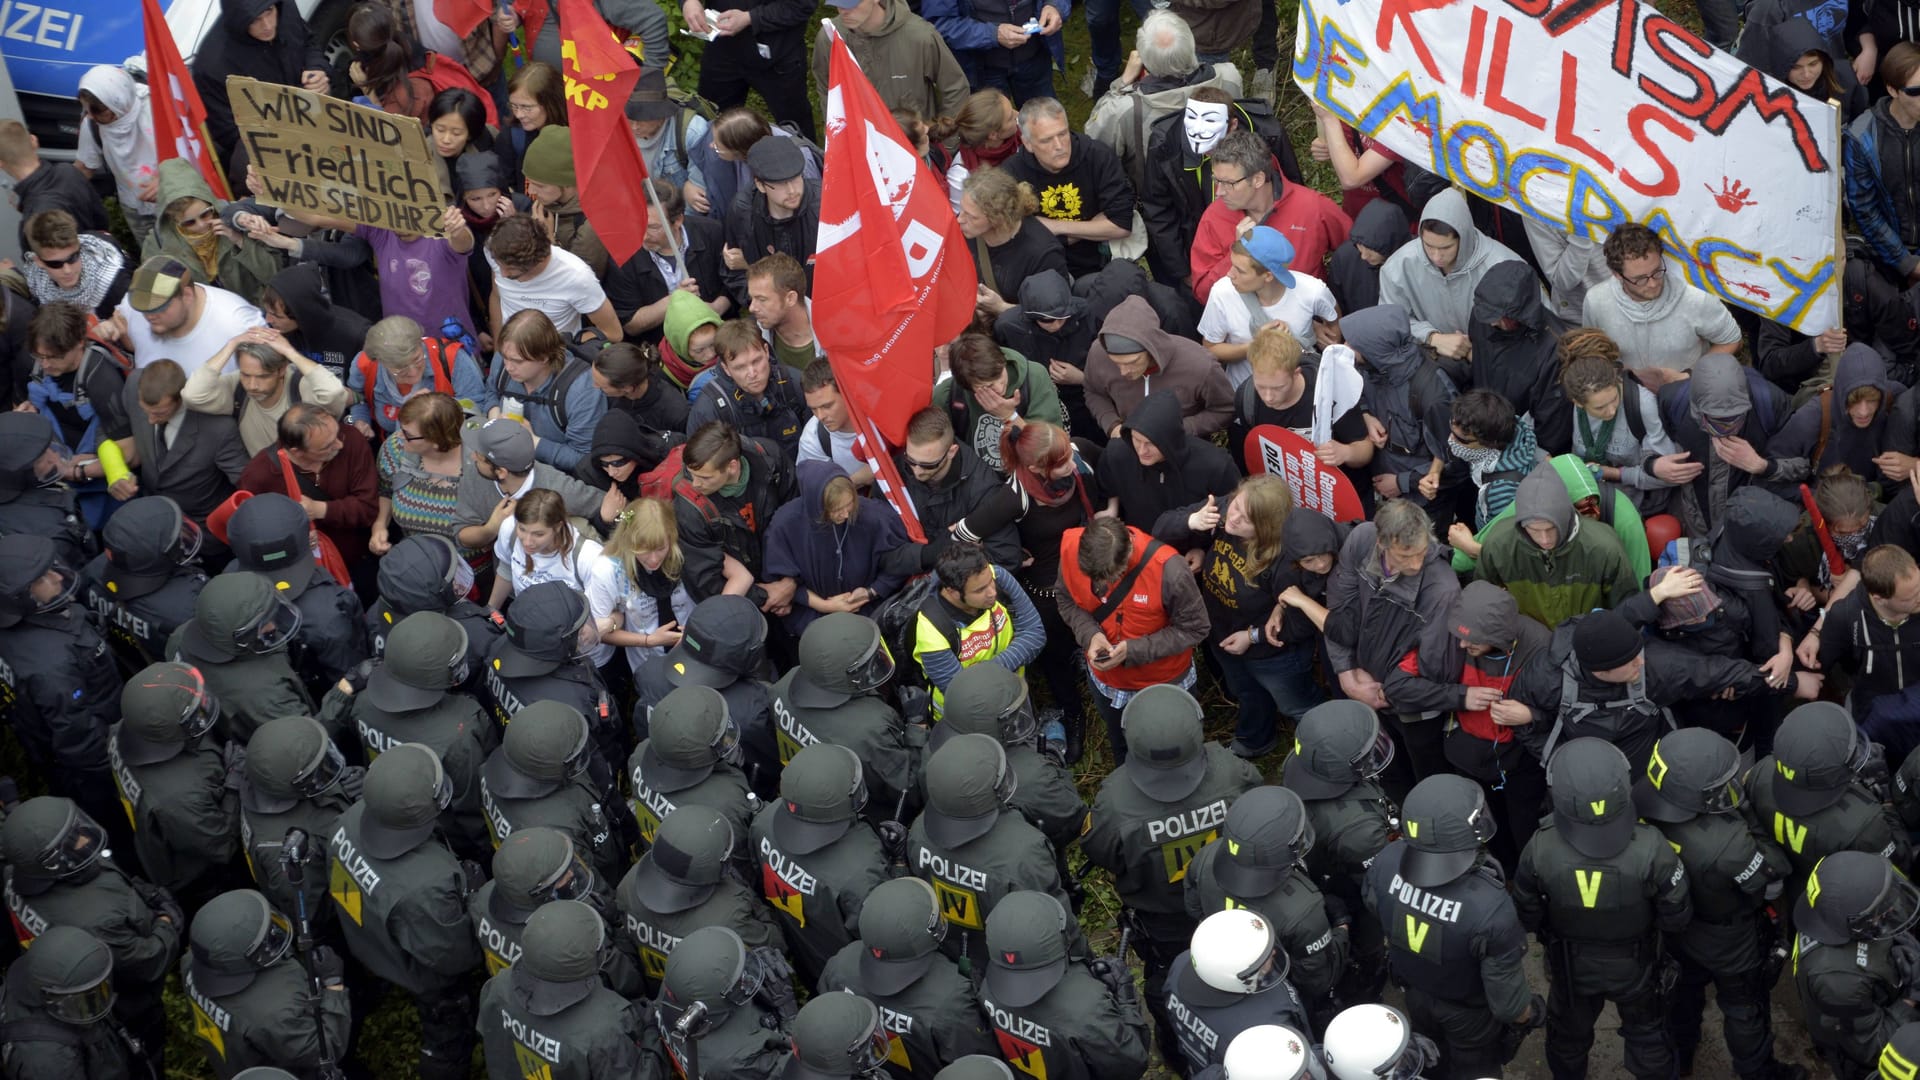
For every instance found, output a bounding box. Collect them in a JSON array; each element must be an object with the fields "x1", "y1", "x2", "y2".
[{"x1": 358, "y1": 226, "x2": 475, "y2": 340}]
